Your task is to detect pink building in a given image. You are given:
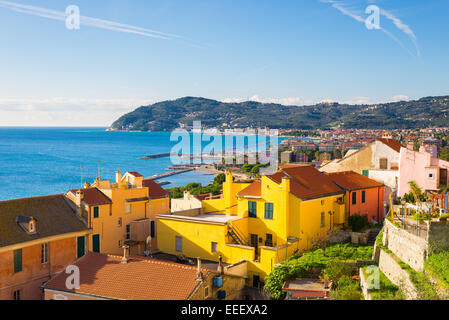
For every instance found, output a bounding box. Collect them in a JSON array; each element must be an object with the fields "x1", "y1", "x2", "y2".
[{"x1": 398, "y1": 146, "x2": 449, "y2": 196}]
